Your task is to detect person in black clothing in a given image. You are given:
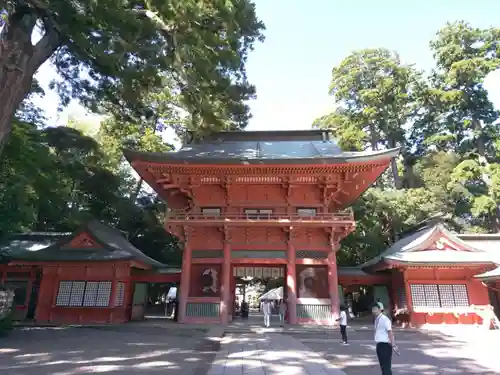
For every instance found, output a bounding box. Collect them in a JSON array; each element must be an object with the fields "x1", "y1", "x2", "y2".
[
  {"x1": 173, "y1": 299, "x2": 179, "y2": 322},
  {"x1": 336, "y1": 305, "x2": 348, "y2": 345},
  {"x1": 240, "y1": 300, "x2": 249, "y2": 319}
]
